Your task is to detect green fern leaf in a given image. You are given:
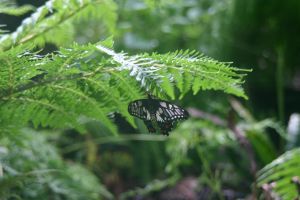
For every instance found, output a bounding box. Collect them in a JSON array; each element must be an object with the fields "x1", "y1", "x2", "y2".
[
  {"x1": 257, "y1": 148, "x2": 300, "y2": 200},
  {"x1": 0, "y1": 1, "x2": 34, "y2": 16},
  {"x1": 97, "y1": 45, "x2": 250, "y2": 99},
  {"x1": 0, "y1": 41, "x2": 249, "y2": 136},
  {"x1": 0, "y1": 0, "x2": 117, "y2": 50}
]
